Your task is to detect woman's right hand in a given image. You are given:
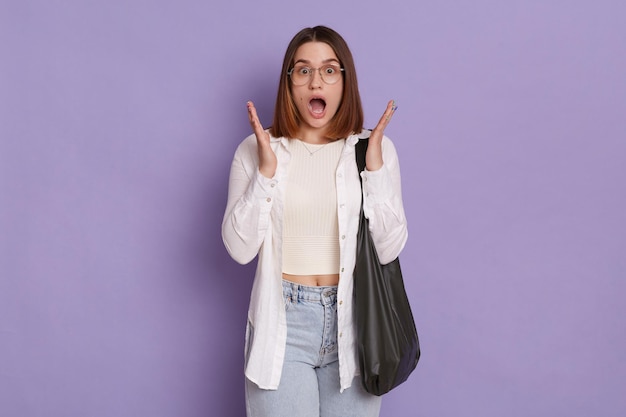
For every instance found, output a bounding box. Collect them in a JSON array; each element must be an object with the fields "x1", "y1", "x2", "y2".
[{"x1": 247, "y1": 101, "x2": 277, "y2": 178}]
